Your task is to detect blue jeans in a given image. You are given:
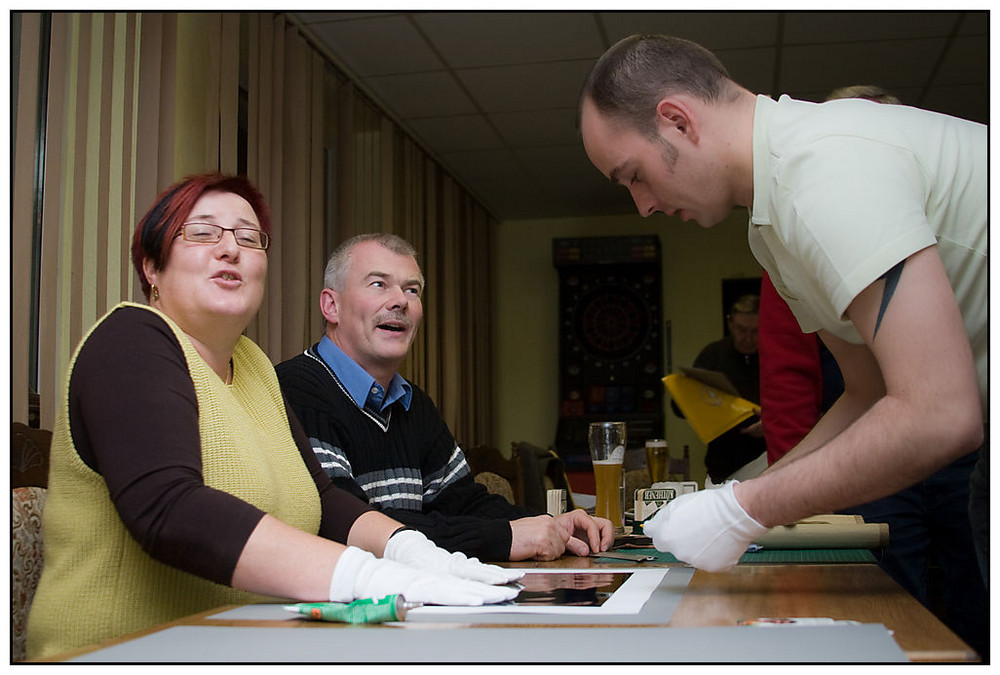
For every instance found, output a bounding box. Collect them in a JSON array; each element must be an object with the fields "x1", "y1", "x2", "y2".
[
  {"x1": 969, "y1": 434, "x2": 988, "y2": 589},
  {"x1": 843, "y1": 450, "x2": 988, "y2": 661}
]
